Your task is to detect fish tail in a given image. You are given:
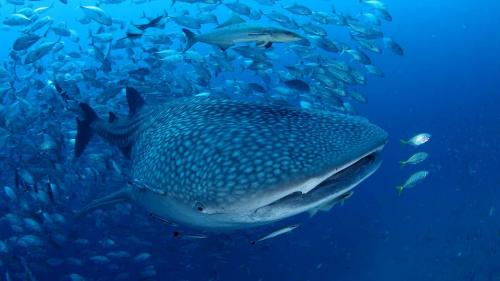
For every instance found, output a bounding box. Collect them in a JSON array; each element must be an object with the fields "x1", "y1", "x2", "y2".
[
  {"x1": 399, "y1": 139, "x2": 407, "y2": 145},
  {"x1": 339, "y1": 45, "x2": 348, "y2": 56},
  {"x1": 75, "y1": 102, "x2": 99, "y2": 158},
  {"x1": 395, "y1": 186, "x2": 404, "y2": 196},
  {"x1": 399, "y1": 161, "x2": 406, "y2": 167},
  {"x1": 182, "y1": 28, "x2": 197, "y2": 52},
  {"x1": 42, "y1": 27, "x2": 50, "y2": 37}
]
